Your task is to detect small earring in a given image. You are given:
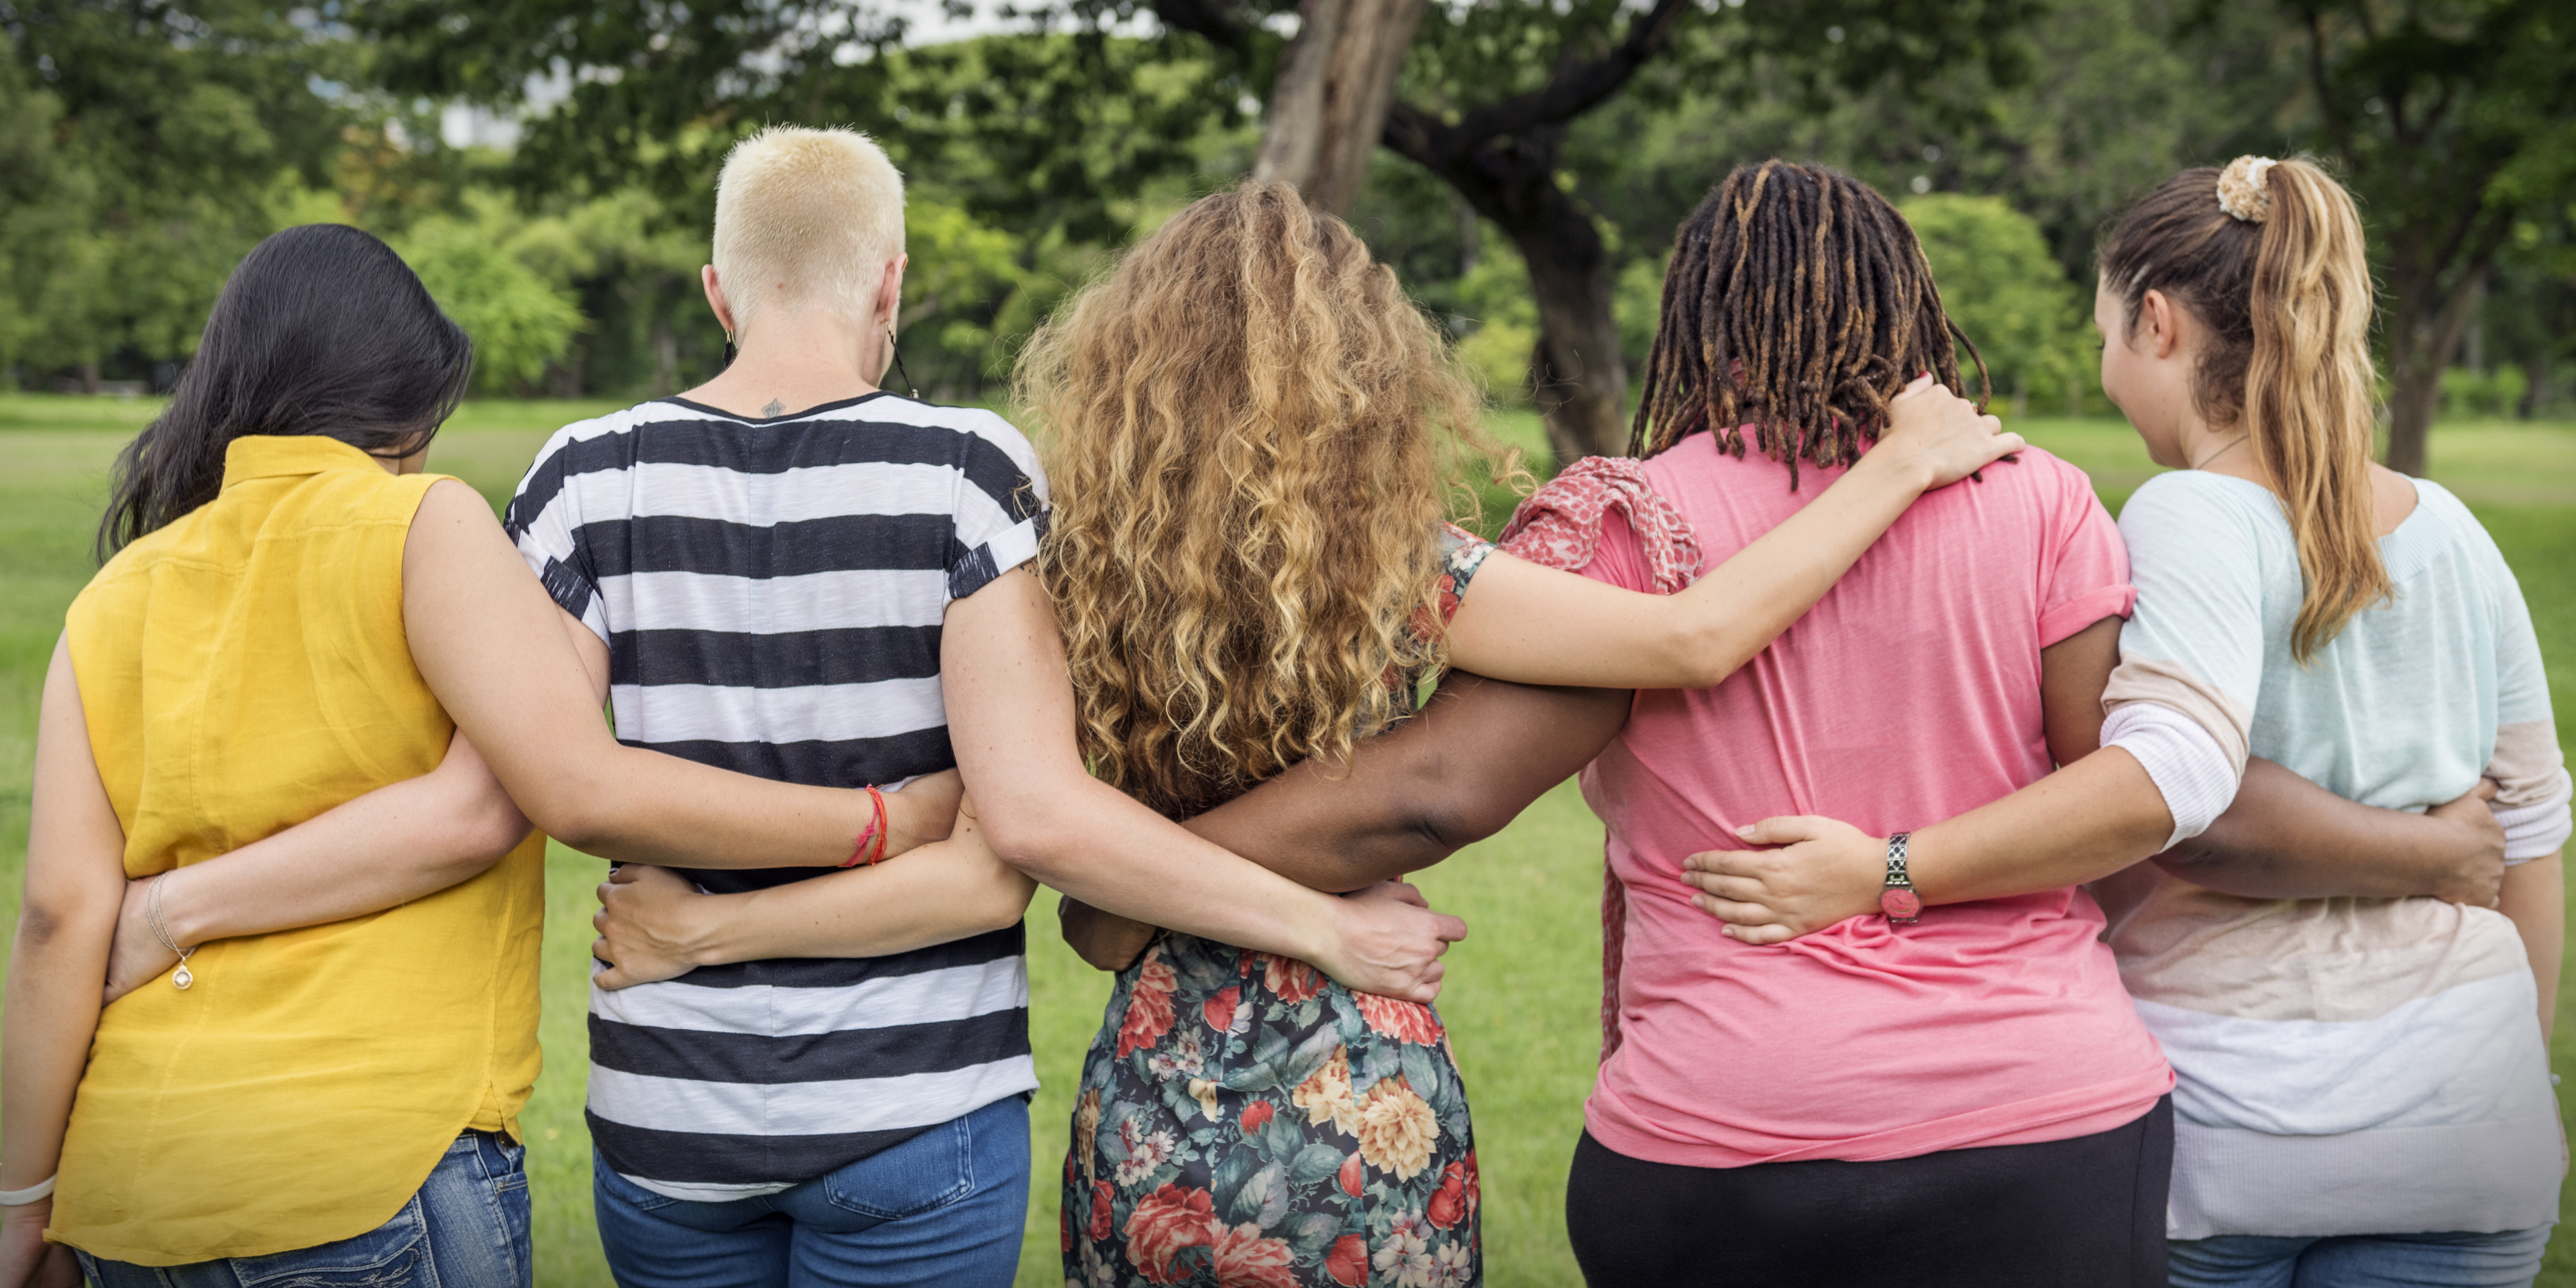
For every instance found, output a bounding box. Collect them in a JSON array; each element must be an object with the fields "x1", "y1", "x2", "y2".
[
  {"x1": 722, "y1": 328, "x2": 737, "y2": 370},
  {"x1": 885, "y1": 326, "x2": 920, "y2": 400}
]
